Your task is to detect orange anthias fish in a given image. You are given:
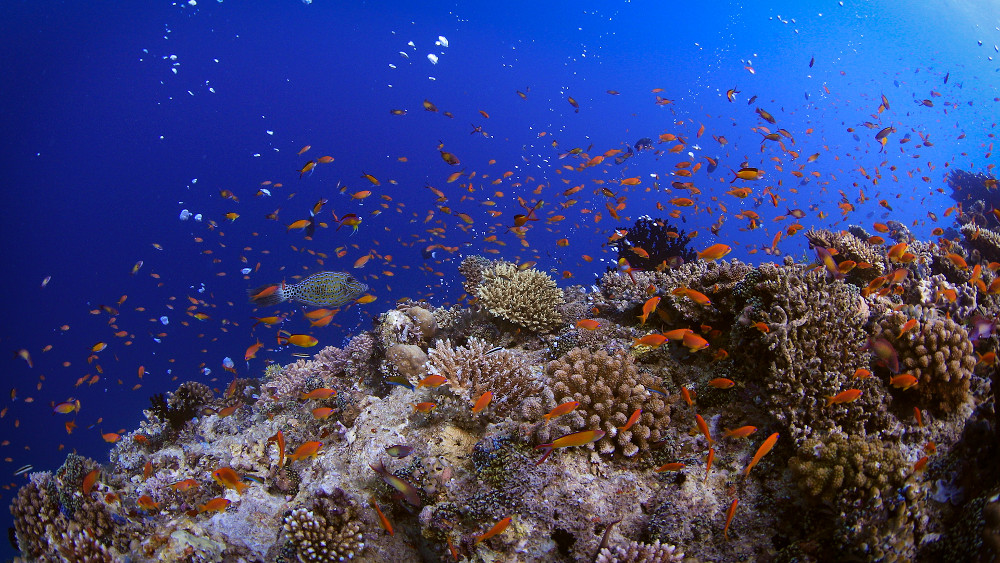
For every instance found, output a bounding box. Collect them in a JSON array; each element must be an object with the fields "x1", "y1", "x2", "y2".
[
  {"x1": 543, "y1": 401, "x2": 580, "y2": 421},
  {"x1": 655, "y1": 462, "x2": 685, "y2": 472},
  {"x1": 475, "y1": 516, "x2": 512, "y2": 545},
  {"x1": 890, "y1": 374, "x2": 918, "y2": 390},
  {"x1": 81, "y1": 469, "x2": 100, "y2": 495},
  {"x1": 169, "y1": 478, "x2": 200, "y2": 493},
  {"x1": 826, "y1": 389, "x2": 863, "y2": 406},
  {"x1": 268, "y1": 430, "x2": 285, "y2": 467},
  {"x1": 289, "y1": 441, "x2": 323, "y2": 461},
  {"x1": 696, "y1": 414, "x2": 713, "y2": 444},
  {"x1": 724, "y1": 426, "x2": 757, "y2": 439},
  {"x1": 417, "y1": 375, "x2": 448, "y2": 388},
  {"x1": 198, "y1": 497, "x2": 231, "y2": 514},
  {"x1": 638, "y1": 296, "x2": 661, "y2": 326},
  {"x1": 534, "y1": 429, "x2": 606, "y2": 465},
  {"x1": 723, "y1": 498, "x2": 739, "y2": 539},
  {"x1": 300, "y1": 388, "x2": 337, "y2": 400},
  {"x1": 708, "y1": 378, "x2": 735, "y2": 389},
  {"x1": 618, "y1": 408, "x2": 642, "y2": 431},
  {"x1": 472, "y1": 391, "x2": 493, "y2": 414},
  {"x1": 137, "y1": 495, "x2": 160, "y2": 511},
  {"x1": 370, "y1": 496, "x2": 394, "y2": 536},
  {"x1": 244, "y1": 340, "x2": 263, "y2": 361},
  {"x1": 576, "y1": 319, "x2": 601, "y2": 330},
  {"x1": 697, "y1": 243, "x2": 732, "y2": 261},
  {"x1": 743, "y1": 432, "x2": 779, "y2": 477},
  {"x1": 277, "y1": 332, "x2": 319, "y2": 348},
  {"x1": 212, "y1": 467, "x2": 248, "y2": 493}
]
